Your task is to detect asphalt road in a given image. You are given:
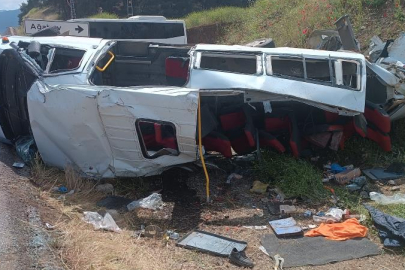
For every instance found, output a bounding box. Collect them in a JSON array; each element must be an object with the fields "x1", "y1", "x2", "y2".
[{"x1": 0, "y1": 143, "x2": 63, "y2": 270}]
